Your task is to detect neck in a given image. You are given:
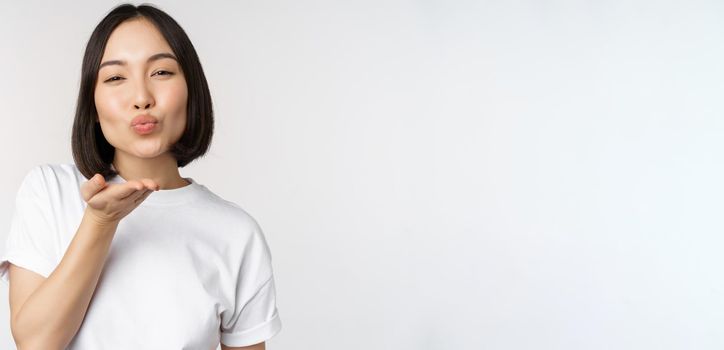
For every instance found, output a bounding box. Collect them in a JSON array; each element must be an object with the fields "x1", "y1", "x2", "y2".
[{"x1": 112, "y1": 151, "x2": 189, "y2": 190}]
